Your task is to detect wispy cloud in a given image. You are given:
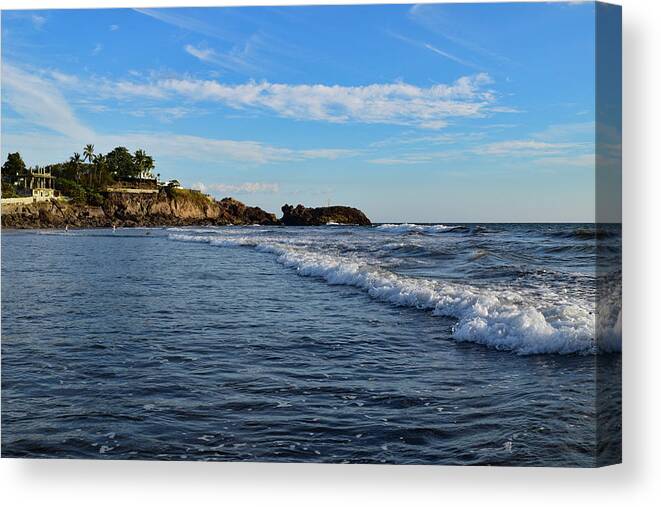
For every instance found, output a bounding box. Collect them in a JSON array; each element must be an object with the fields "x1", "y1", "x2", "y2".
[
  {"x1": 407, "y1": 4, "x2": 512, "y2": 66},
  {"x1": 183, "y1": 42, "x2": 260, "y2": 73},
  {"x1": 531, "y1": 121, "x2": 595, "y2": 142},
  {"x1": 184, "y1": 44, "x2": 216, "y2": 63},
  {"x1": 193, "y1": 182, "x2": 280, "y2": 195},
  {"x1": 136, "y1": 9, "x2": 296, "y2": 77},
  {"x1": 370, "y1": 131, "x2": 483, "y2": 148},
  {"x1": 2, "y1": 63, "x2": 95, "y2": 140},
  {"x1": 41, "y1": 66, "x2": 506, "y2": 129},
  {"x1": 2, "y1": 63, "x2": 361, "y2": 166},
  {"x1": 533, "y1": 154, "x2": 594, "y2": 168},
  {"x1": 92, "y1": 43, "x2": 103, "y2": 55},
  {"x1": 475, "y1": 140, "x2": 587, "y2": 156},
  {"x1": 109, "y1": 24, "x2": 120, "y2": 31},
  {"x1": 134, "y1": 8, "x2": 236, "y2": 41},
  {"x1": 368, "y1": 150, "x2": 460, "y2": 165},
  {"x1": 3, "y1": 131, "x2": 359, "y2": 167},
  {"x1": 388, "y1": 32, "x2": 480, "y2": 70},
  {"x1": 31, "y1": 14, "x2": 47, "y2": 30},
  {"x1": 98, "y1": 72, "x2": 501, "y2": 129}
]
